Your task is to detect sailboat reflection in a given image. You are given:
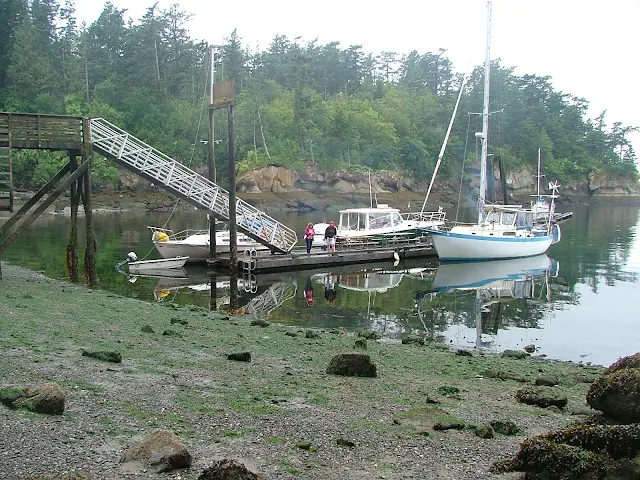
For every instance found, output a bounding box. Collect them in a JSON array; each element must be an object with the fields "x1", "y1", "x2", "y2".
[{"x1": 417, "y1": 254, "x2": 558, "y2": 350}]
